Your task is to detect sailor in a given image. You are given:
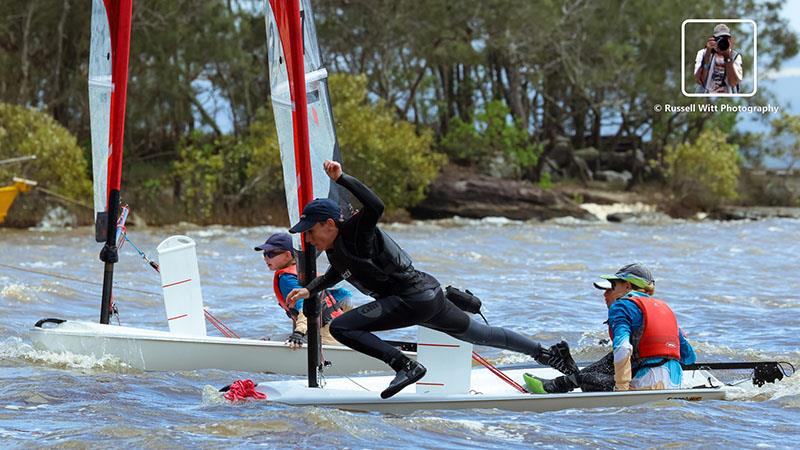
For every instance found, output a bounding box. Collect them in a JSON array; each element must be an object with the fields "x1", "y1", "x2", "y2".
[
  {"x1": 287, "y1": 160, "x2": 577, "y2": 399},
  {"x1": 524, "y1": 263, "x2": 697, "y2": 393},
  {"x1": 255, "y1": 232, "x2": 352, "y2": 348}
]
